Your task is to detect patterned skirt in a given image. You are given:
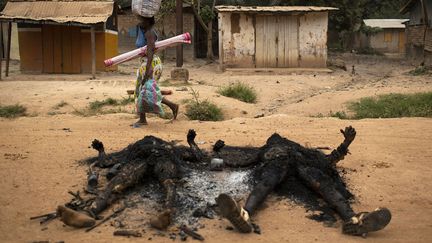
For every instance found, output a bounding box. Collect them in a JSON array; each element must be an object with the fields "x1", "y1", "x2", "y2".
[{"x1": 135, "y1": 55, "x2": 164, "y2": 115}]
